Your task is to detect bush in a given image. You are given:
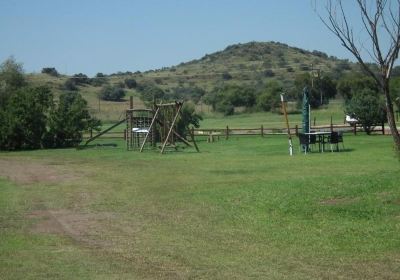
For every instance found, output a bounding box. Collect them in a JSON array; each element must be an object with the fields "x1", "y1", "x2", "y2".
[
  {"x1": 63, "y1": 79, "x2": 78, "y2": 91},
  {"x1": 256, "y1": 81, "x2": 282, "y2": 112},
  {"x1": 137, "y1": 84, "x2": 164, "y2": 103},
  {"x1": 41, "y1": 67, "x2": 59, "y2": 77},
  {"x1": 0, "y1": 86, "x2": 53, "y2": 150},
  {"x1": 222, "y1": 72, "x2": 233, "y2": 80},
  {"x1": 264, "y1": 69, "x2": 275, "y2": 77},
  {"x1": 90, "y1": 77, "x2": 107, "y2": 87},
  {"x1": 124, "y1": 78, "x2": 137, "y2": 89},
  {"x1": 72, "y1": 73, "x2": 90, "y2": 85},
  {"x1": 46, "y1": 91, "x2": 100, "y2": 147},
  {"x1": 0, "y1": 57, "x2": 98, "y2": 150},
  {"x1": 216, "y1": 102, "x2": 235, "y2": 116},
  {"x1": 345, "y1": 89, "x2": 386, "y2": 134},
  {"x1": 176, "y1": 102, "x2": 203, "y2": 137},
  {"x1": 98, "y1": 85, "x2": 126, "y2": 101}
]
